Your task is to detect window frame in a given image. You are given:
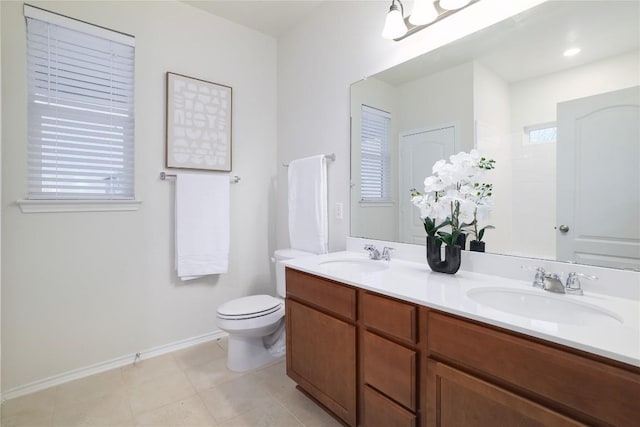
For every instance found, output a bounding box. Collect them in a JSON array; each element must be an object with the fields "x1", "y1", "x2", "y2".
[
  {"x1": 19, "y1": 5, "x2": 139, "y2": 213},
  {"x1": 524, "y1": 121, "x2": 557, "y2": 146}
]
